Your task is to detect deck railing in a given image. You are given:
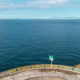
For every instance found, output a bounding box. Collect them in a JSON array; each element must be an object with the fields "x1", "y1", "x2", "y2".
[{"x1": 0, "y1": 64, "x2": 80, "y2": 78}]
